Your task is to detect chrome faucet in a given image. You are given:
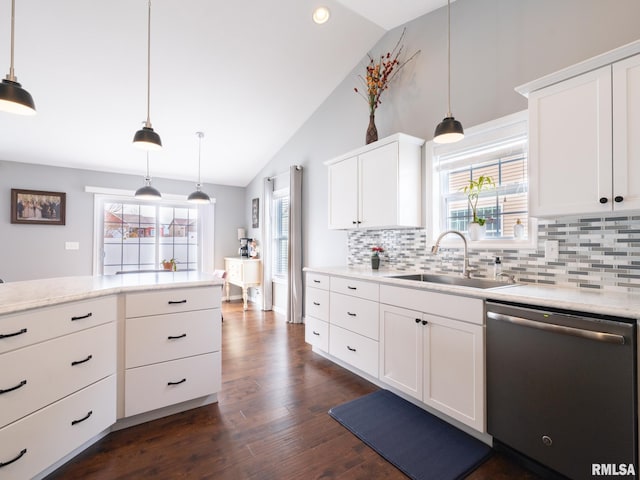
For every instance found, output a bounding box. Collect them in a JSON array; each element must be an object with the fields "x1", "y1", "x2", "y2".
[{"x1": 431, "y1": 230, "x2": 472, "y2": 278}]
